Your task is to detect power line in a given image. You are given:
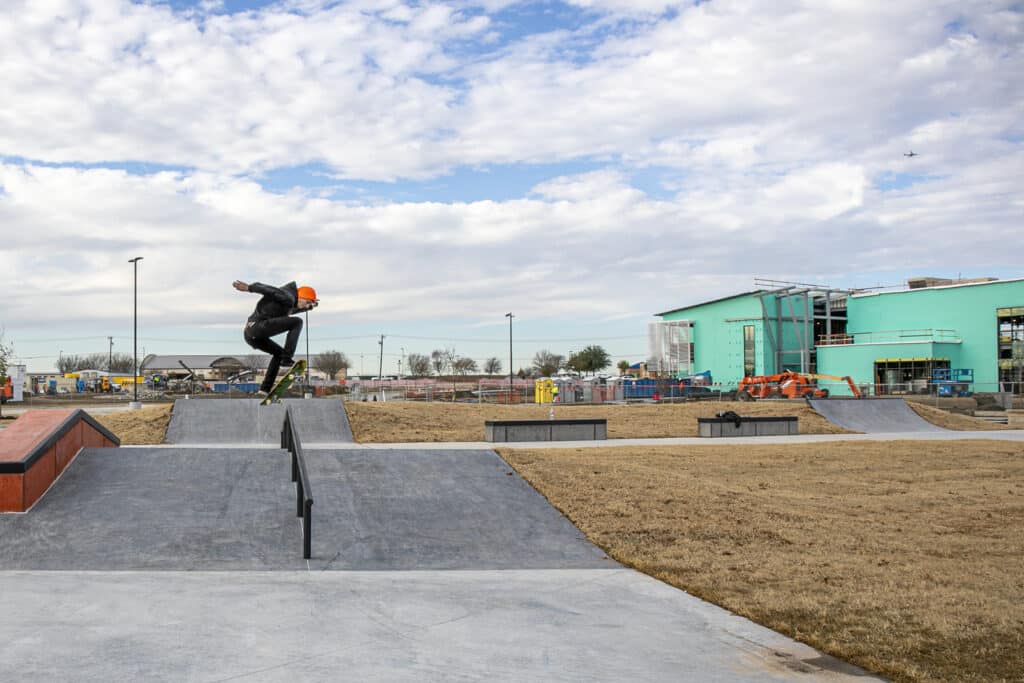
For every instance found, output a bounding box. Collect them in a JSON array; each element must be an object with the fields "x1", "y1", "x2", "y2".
[{"x1": 387, "y1": 334, "x2": 646, "y2": 343}]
